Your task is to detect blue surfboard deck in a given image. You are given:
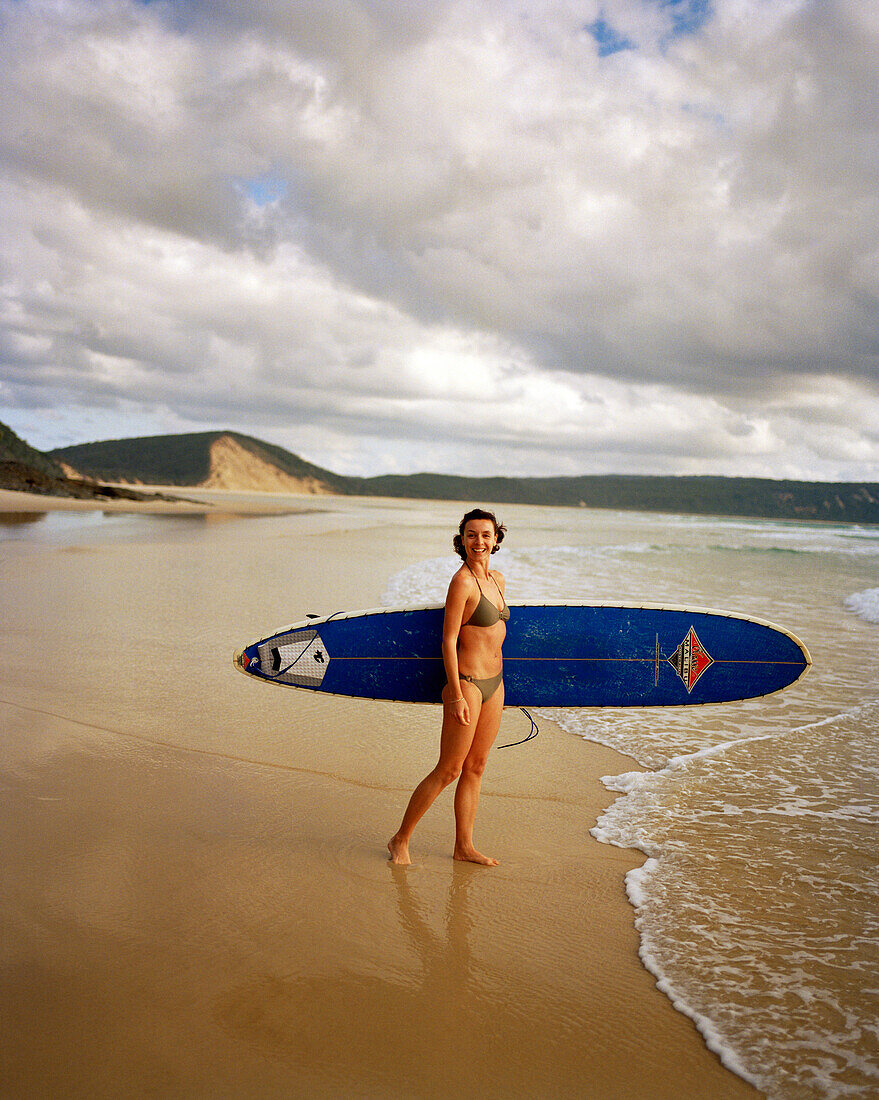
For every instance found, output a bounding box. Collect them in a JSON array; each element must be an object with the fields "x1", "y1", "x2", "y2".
[{"x1": 234, "y1": 603, "x2": 811, "y2": 708}]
